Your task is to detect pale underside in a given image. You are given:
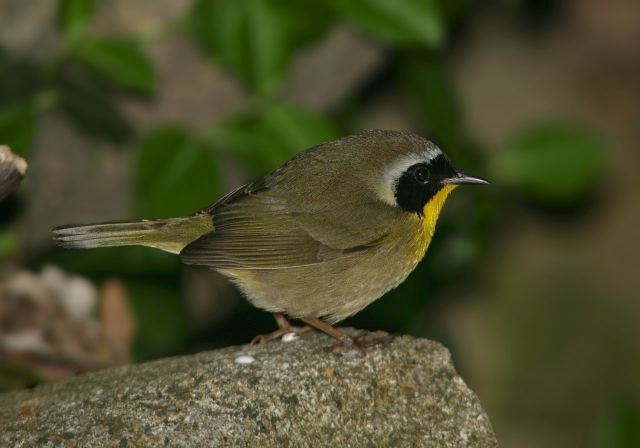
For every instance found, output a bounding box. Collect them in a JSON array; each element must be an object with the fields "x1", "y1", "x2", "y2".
[{"x1": 217, "y1": 212, "x2": 430, "y2": 324}]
